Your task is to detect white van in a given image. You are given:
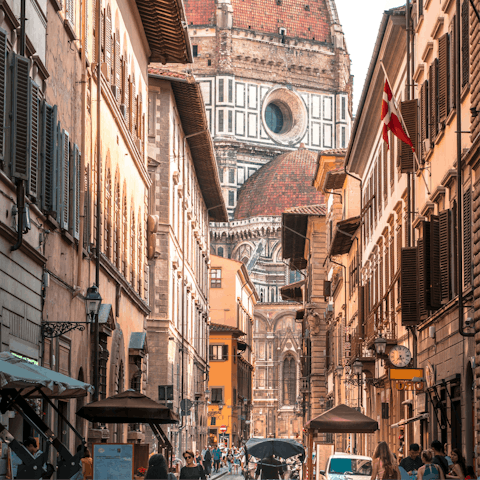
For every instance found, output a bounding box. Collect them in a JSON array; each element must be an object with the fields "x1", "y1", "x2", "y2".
[{"x1": 319, "y1": 453, "x2": 373, "y2": 480}]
